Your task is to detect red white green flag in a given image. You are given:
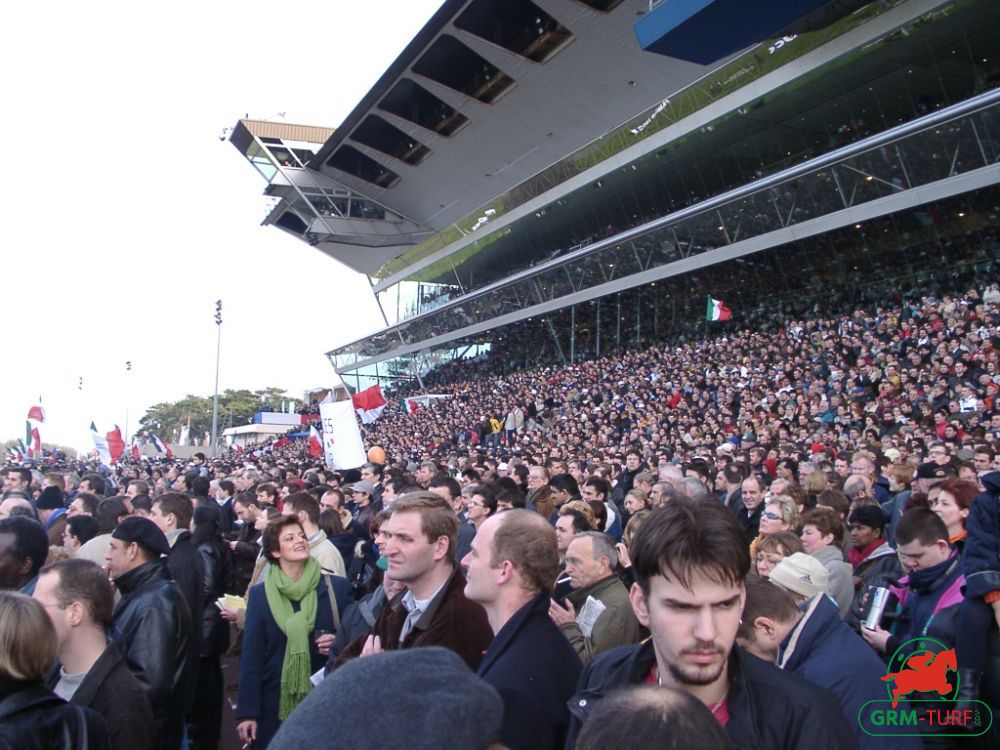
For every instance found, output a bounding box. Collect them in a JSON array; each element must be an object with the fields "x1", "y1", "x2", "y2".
[
  {"x1": 706, "y1": 297, "x2": 732, "y2": 322},
  {"x1": 25, "y1": 421, "x2": 40, "y2": 457}
]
